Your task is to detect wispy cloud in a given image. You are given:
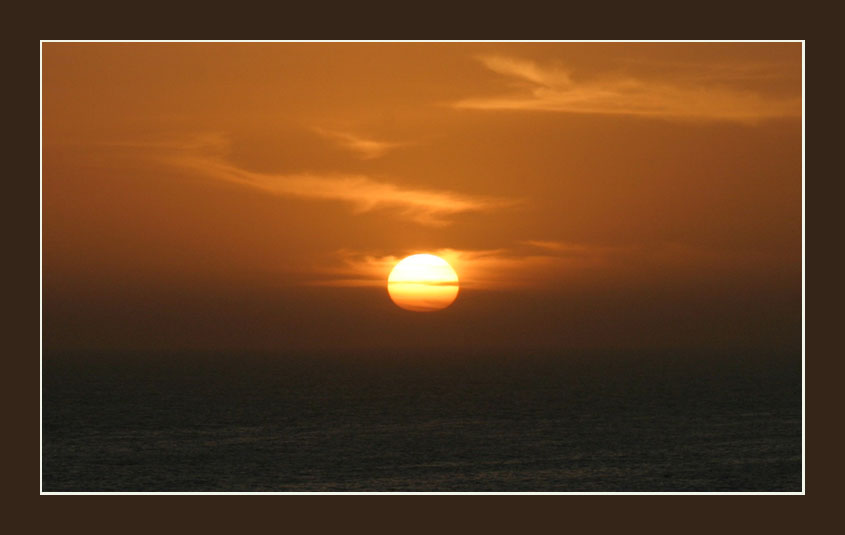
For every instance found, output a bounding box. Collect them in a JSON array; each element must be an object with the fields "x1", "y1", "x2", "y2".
[
  {"x1": 309, "y1": 241, "x2": 617, "y2": 290},
  {"x1": 454, "y1": 55, "x2": 801, "y2": 123},
  {"x1": 521, "y1": 240, "x2": 593, "y2": 254},
  {"x1": 310, "y1": 239, "x2": 774, "y2": 290},
  {"x1": 313, "y1": 128, "x2": 405, "y2": 160},
  {"x1": 161, "y1": 135, "x2": 509, "y2": 226}
]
